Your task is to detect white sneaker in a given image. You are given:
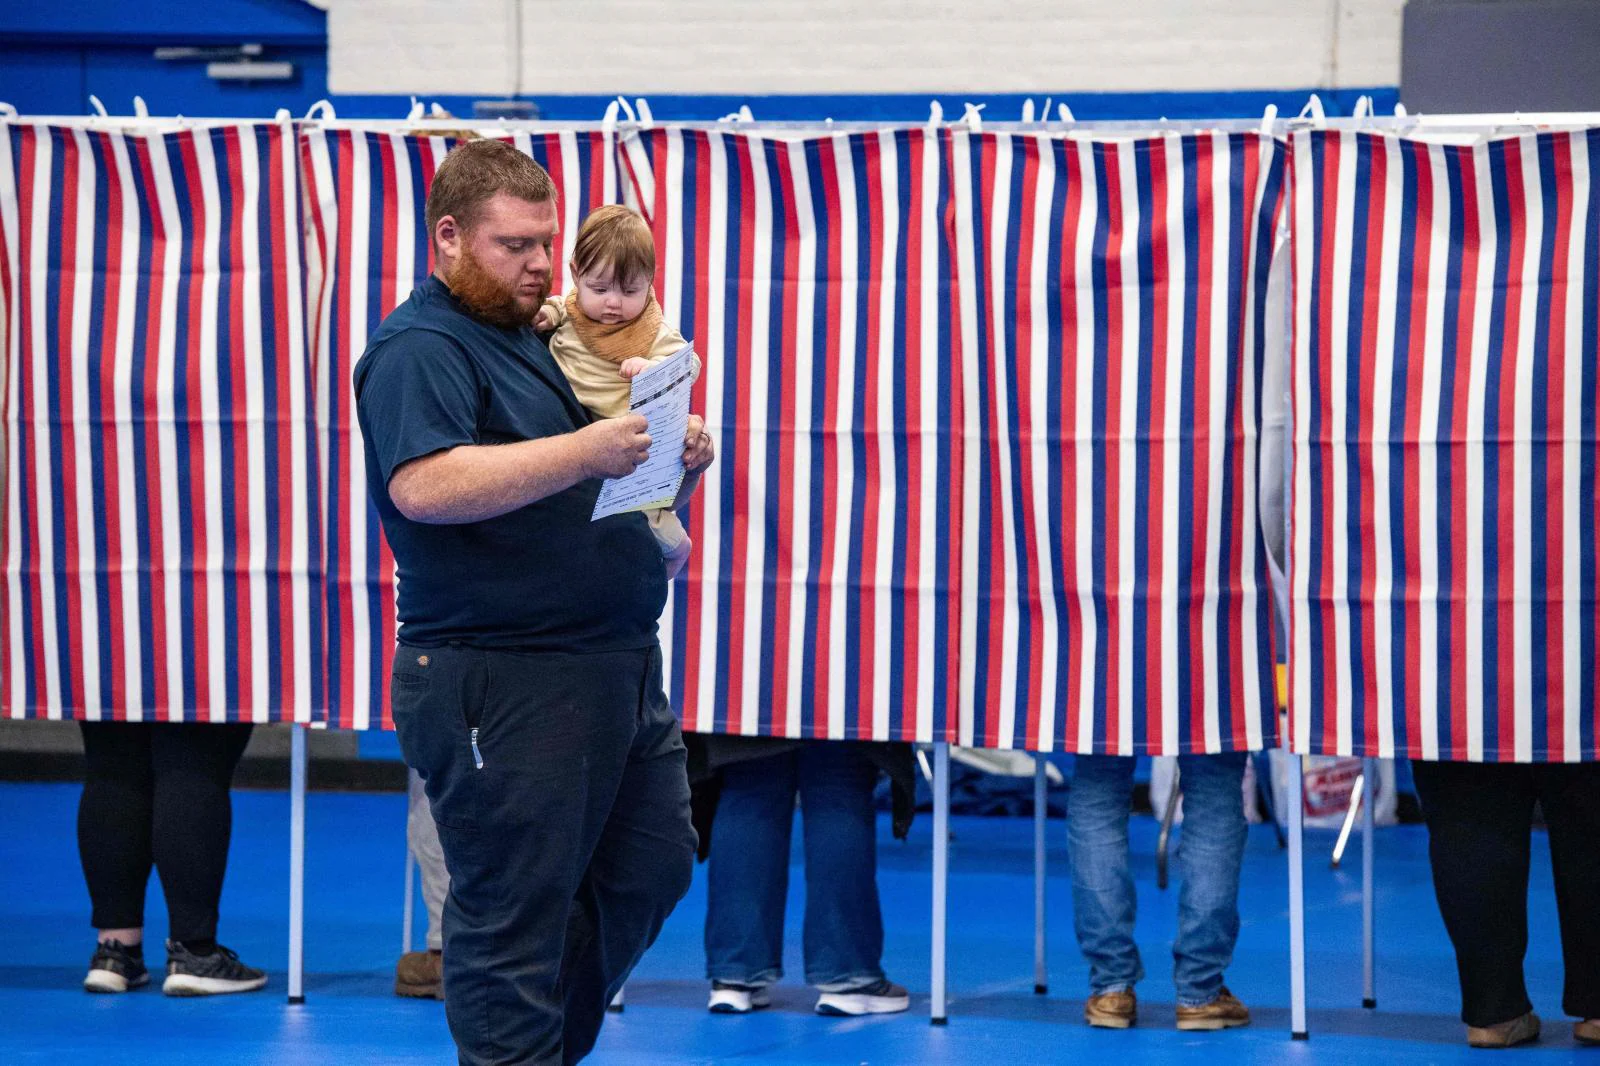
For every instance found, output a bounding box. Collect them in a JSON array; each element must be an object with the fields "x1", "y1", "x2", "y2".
[
  {"x1": 708, "y1": 981, "x2": 772, "y2": 1013},
  {"x1": 815, "y1": 979, "x2": 910, "y2": 1016}
]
